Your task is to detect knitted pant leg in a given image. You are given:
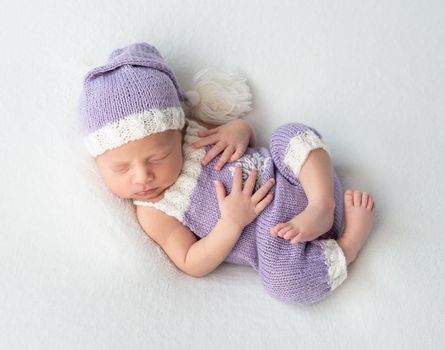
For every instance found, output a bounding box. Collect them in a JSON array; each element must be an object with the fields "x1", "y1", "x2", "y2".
[
  {"x1": 270, "y1": 122, "x2": 328, "y2": 185},
  {"x1": 256, "y1": 235, "x2": 348, "y2": 304},
  {"x1": 255, "y1": 122, "x2": 347, "y2": 304},
  {"x1": 270, "y1": 122, "x2": 344, "y2": 238}
]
